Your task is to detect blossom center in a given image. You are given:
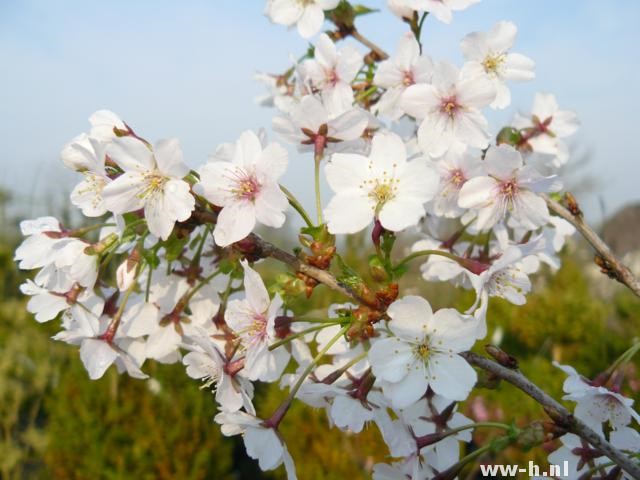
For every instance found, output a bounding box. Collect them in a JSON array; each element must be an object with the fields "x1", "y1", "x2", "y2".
[
  {"x1": 402, "y1": 70, "x2": 415, "y2": 86},
  {"x1": 414, "y1": 342, "x2": 431, "y2": 361},
  {"x1": 368, "y1": 179, "x2": 398, "y2": 205},
  {"x1": 440, "y1": 96, "x2": 461, "y2": 118},
  {"x1": 139, "y1": 172, "x2": 168, "y2": 199},
  {"x1": 449, "y1": 169, "x2": 466, "y2": 188},
  {"x1": 248, "y1": 313, "x2": 268, "y2": 340},
  {"x1": 499, "y1": 179, "x2": 519, "y2": 199},
  {"x1": 482, "y1": 53, "x2": 506, "y2": 74},
  {"x1": 227, "y1": 168, "x2": 261, "y2": 202},
  {"x1": 326, "y1": 69, "x2": 340, "y2": 86}
]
